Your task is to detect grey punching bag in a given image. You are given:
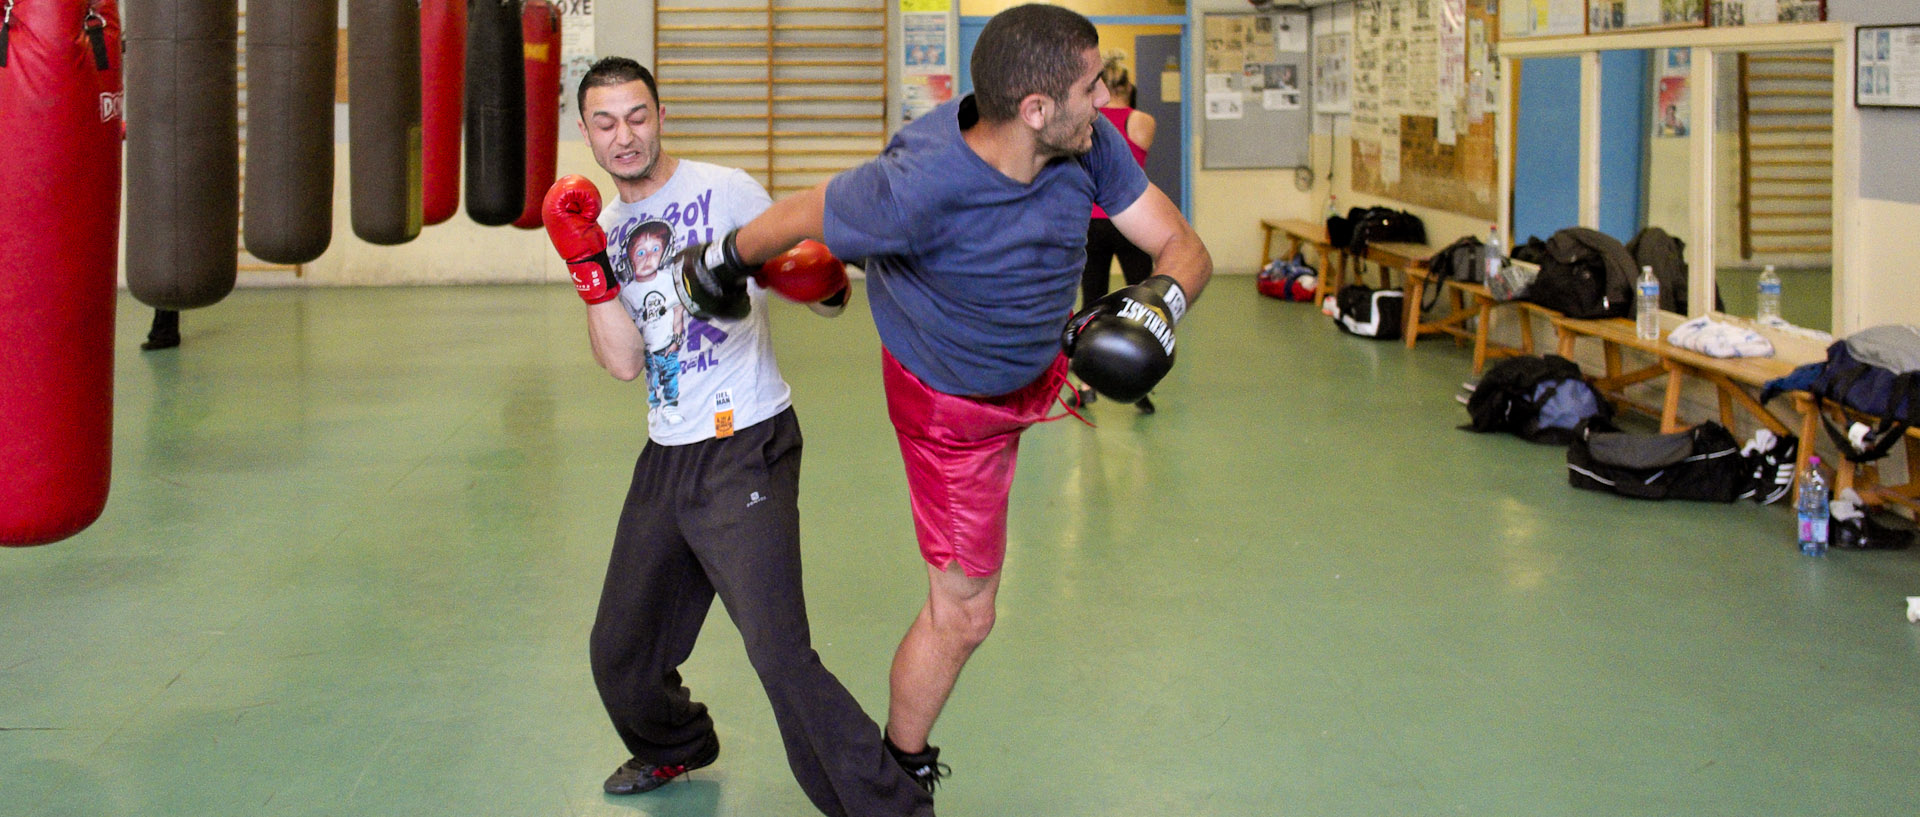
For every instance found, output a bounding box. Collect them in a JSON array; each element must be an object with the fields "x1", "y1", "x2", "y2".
[
  {"x1": 243, "y1": 0, "x2": 337, "y2": 264},
  {"x1": 348, "y1": 0, "x2": 423, "y2": 245},
  {"x1": 123, "y1": 0, "x2": 239, "y2": 309}
]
